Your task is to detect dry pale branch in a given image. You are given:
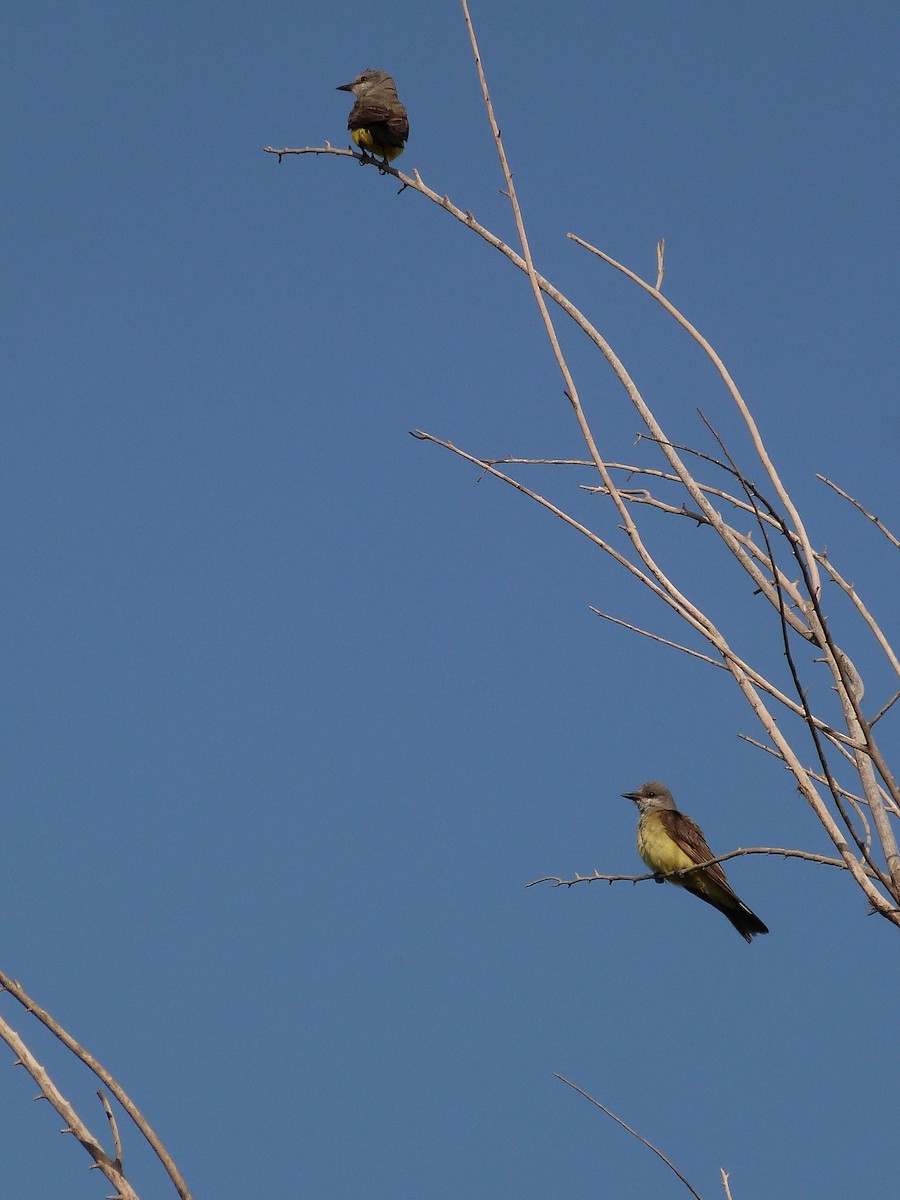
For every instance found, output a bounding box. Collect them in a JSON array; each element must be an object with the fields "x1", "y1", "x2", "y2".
[
  {"x1": 526, "y1": 845, "x2": 874, "y2": 890},
  {"x1": 588, "y1": 606, "x2": 871, "y2": 755},
  {"x1": 264, "y1": 142, "x2": 349, "y2": 161},
  {"x1": 0, "y1": 970, "x2": 192, "y2": 1200},
  {"x1": 485, "y1": 464, "x2": 897, "y2": 673},
  {"x1": 699, "y1": 420, "x2": 878, "y2": 853},
  {"x1": 267, "y1": 141, "x2": 812, "y2": 640},
  {"x1": 871, "y1": 691, "x2": 900, "y2": 727},
  {"x1": 0, "y1": 1011, "x2": 140, "y2": 1200},
  {"x1": 583, "y1": 460, "x2": 900, "y2": 694},
  {"x1": 98, "y1": 1089, "x2": 123, "y2": 1172},
  {"x1": 814, "y1": 556, "x2": 900, "y2": 678},
  {"x1": 411, "y1": 429, "x2": 825, "y2": 723},
  {"x1": 416, "y1": 430, "x2": 868, "y2": 764},
  {"x1": 739, "y1": 733, "x2": 898, "y2": 818},
  {"x1": 817, "y1": 475, "x2": 900, "y2": 549},
  {"x1": 566, "y1": 230, "x2": 822, "y2": 599},
  {"x1": 555, "y1": 1074, "x2": 704, "y2": 1200},
  {"x1": 588, "y1": 609, "x2": 727, "y2": 670}
]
